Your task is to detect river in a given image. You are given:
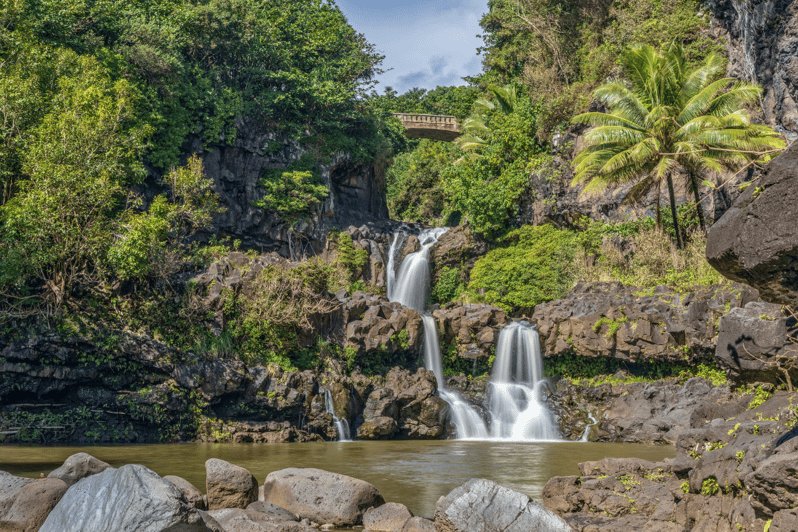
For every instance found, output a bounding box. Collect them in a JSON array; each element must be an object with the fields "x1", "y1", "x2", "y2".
[{"x1": 0, "y1": 440, "x2": 673, "y2": 518}]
